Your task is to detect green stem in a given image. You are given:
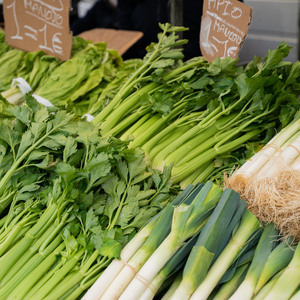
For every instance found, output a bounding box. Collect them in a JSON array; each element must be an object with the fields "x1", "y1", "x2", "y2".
[
  {"x1": 9, "y1": 242, "x2": 66, "y2": 300},
  {"x1": 63, "y1": 277, "x2": 99, "y2": 300},
  {"x1": 0, "y1": 222, "x2": 56, "y2": 286},
  {"x1": 0, "y1": 215, "x2": 7, "y2": 228},
  {"x1": 143, "y1": 111, "x2": 204, "y2": 155},
  {"x1": 23, "y1": 259, "x2": 65, "y2": 299},
  {"x1": 107, "y1": 107, "x2": 152, "y2": 139},
  {"x1": 129, "y1": 102, "x2": 187, "y2": 149},
  {"x1": 45, "y1": 250, "x2": 104, "y2": 299},
  {"x1": 180, "y1": 161, "x2": 215, "y2": 189},
  {"x1": 0, "y1": 203, "x2": 57, "y2": 281},
  {"x1": 147, "y1": 124, "x2": 192, "y2": 164},
  {"x1": 166, "y1": 126, "x2": 237, "y2": 167},
  {"x1": 171, "y1": 129, "x2": 261, "y2": 183},
  {"x1": 0, "y1": 212, "x2": 38, "y2": 256},
  {"x1": 99, "y1": 82, "x2": 159, "y2": 134},
  {"x1": 31, "y1": 248, "x2": 85, "y2": 299},
  {"x1": 0, "y1": 190, "x2": 16, "y2": 215},
  {"x1": 0, "y1": 235, "x2": 62, "y2": 298},
  {"x1": 151, "y1": 114, "x2": 236, "y2": 170}
]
